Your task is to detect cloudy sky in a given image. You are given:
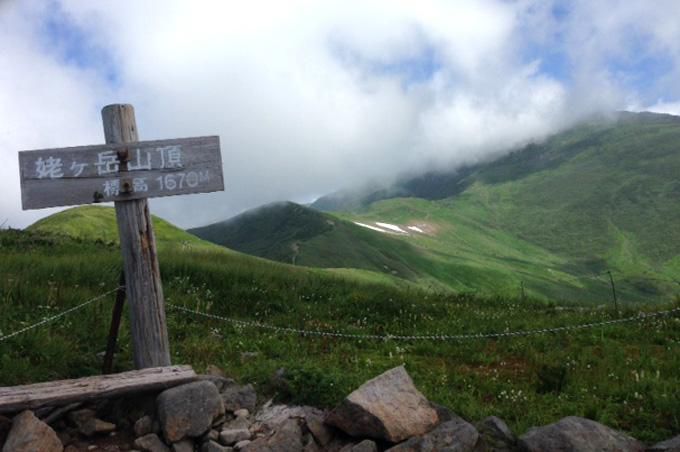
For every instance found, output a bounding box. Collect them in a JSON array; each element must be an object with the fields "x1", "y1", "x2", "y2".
[{"x1": 2, "y1": 0, "x2": 679, "y2": 229}]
